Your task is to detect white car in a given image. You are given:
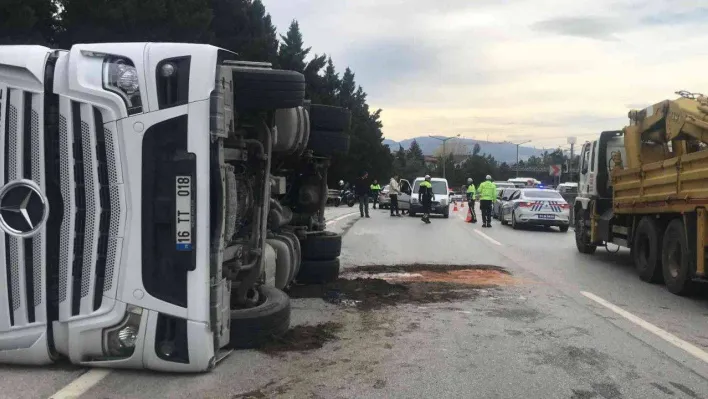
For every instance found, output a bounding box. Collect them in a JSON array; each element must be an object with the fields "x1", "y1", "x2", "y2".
[
  {"x1": 499, "y1": 188, "x2": 570, "y2": 232},
  {"x1": 404, "y1": 177, "x2": 450, "y2": 218}
]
